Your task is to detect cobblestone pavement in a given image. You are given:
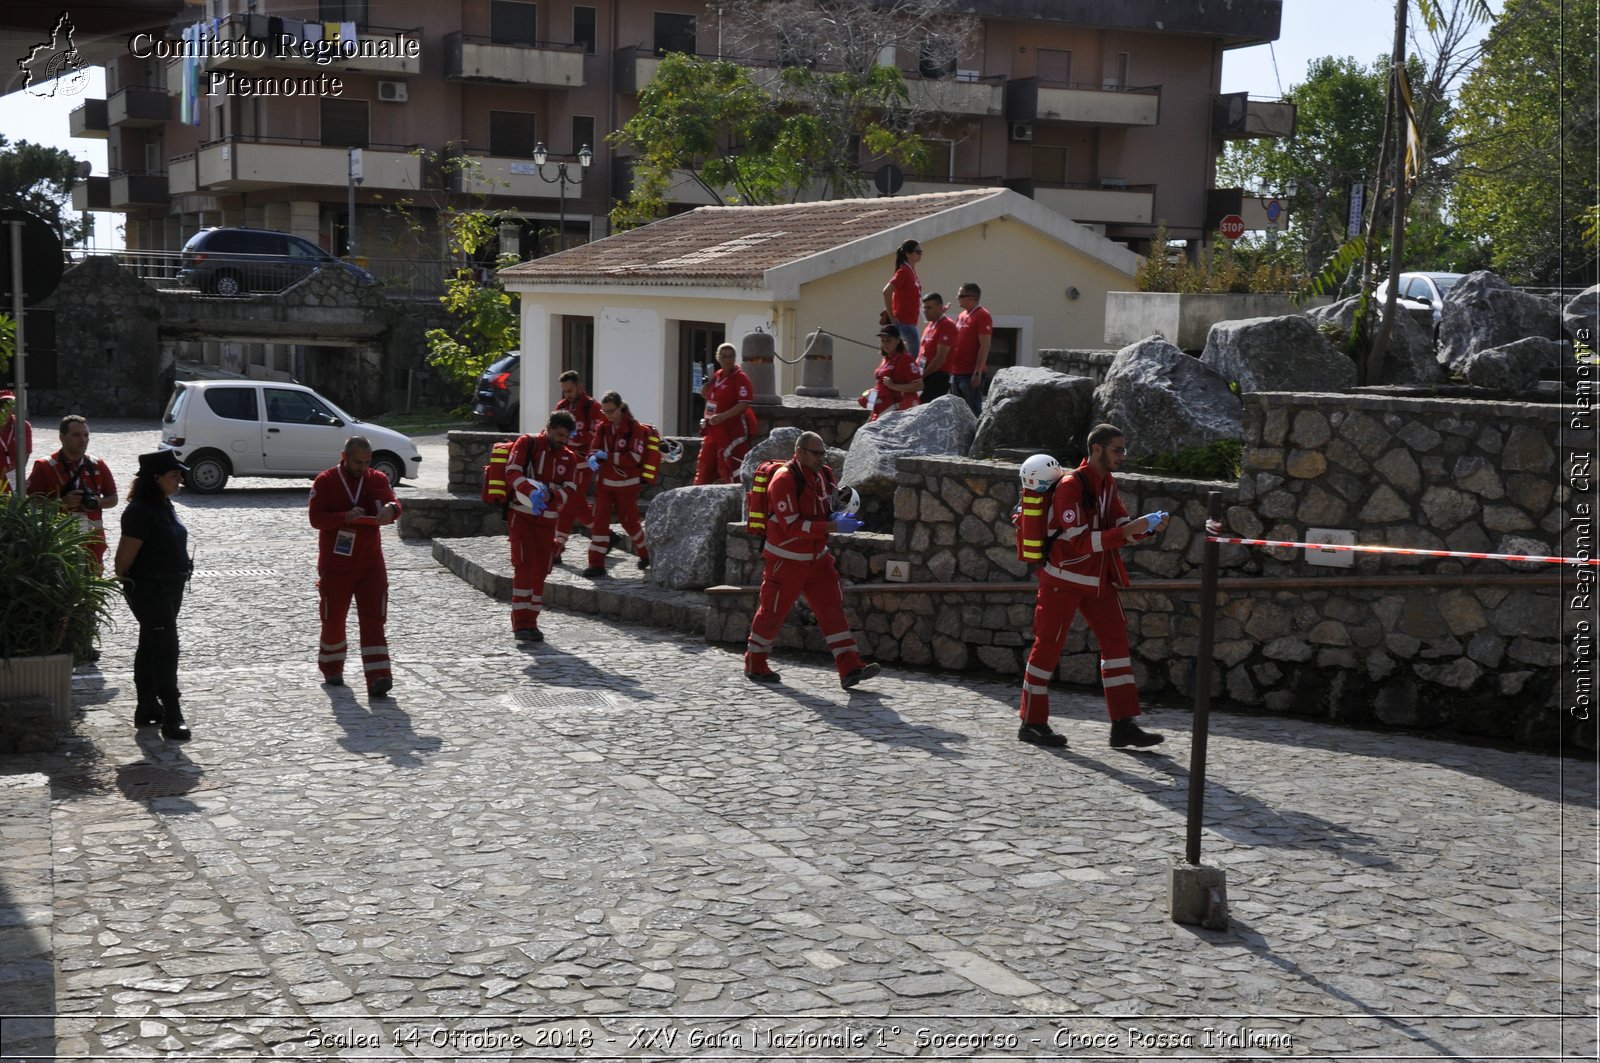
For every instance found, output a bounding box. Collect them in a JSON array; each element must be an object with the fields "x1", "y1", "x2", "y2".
[{"x1": 1, "y1": 418, "x2": 1596, "y2": 1061}]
